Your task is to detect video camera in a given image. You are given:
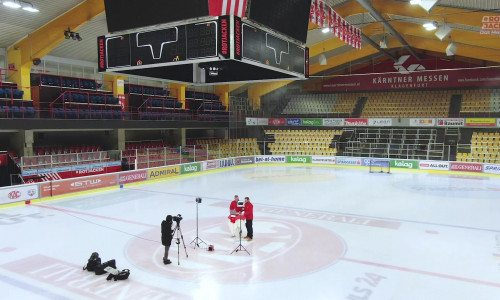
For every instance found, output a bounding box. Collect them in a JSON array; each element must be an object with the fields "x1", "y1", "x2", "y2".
[
  {"x1": 196, "y1": 197, "x2": 202, "y2": 203},
  {"x1": 172, "y1": 214, "x2": 182, "y2": 225},
  {"x1": 237, "y1": 200, "x2": 245, "y2": 208}
]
